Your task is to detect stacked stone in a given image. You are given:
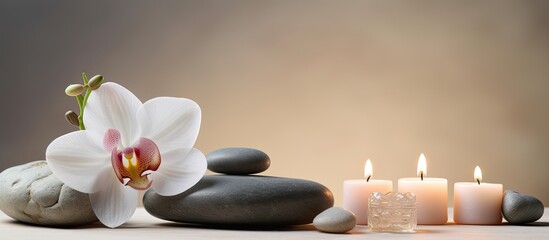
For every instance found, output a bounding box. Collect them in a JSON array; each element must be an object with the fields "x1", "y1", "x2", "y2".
[
  {"x1": 143, "y1": 147, "x2": 336, "y2": 227},
  {"x1": 0, "y1": 161, "x2": 97, "y2": 226}
]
